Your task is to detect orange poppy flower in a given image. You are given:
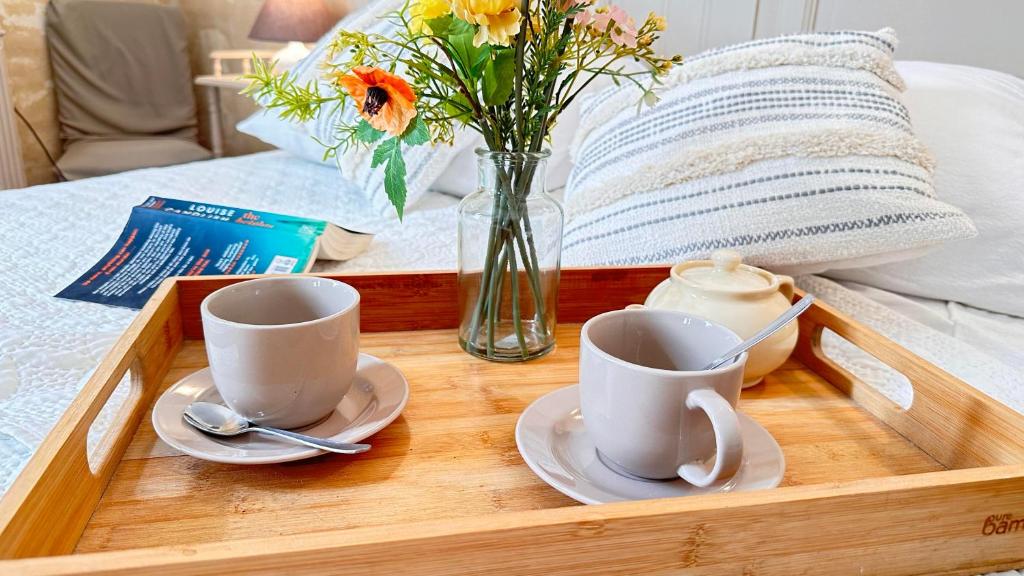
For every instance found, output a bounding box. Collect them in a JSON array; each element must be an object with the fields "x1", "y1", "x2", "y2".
[{"x1": 337, "y1": 67, "x2": 418, "y2": 137}]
